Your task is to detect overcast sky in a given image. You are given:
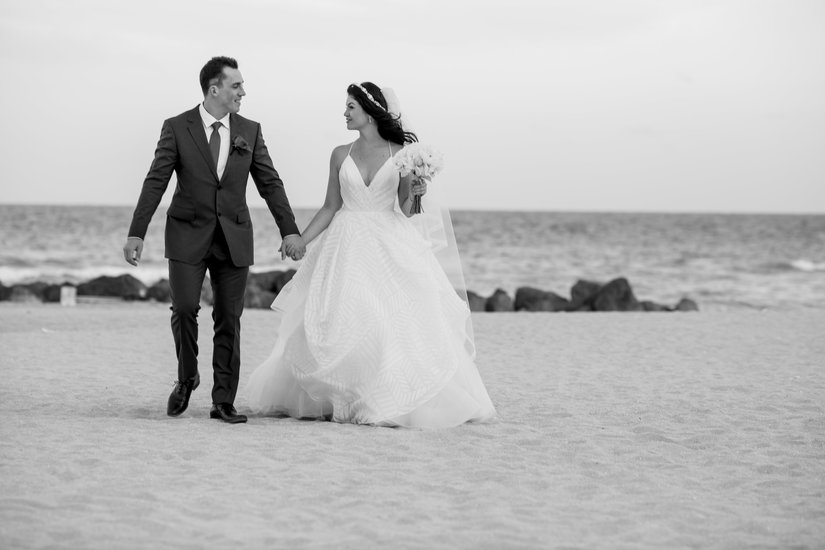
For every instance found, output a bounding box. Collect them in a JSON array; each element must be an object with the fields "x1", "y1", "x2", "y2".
[{"x1": 1, "y1": 0, "x2": 823, "y2": 212}]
